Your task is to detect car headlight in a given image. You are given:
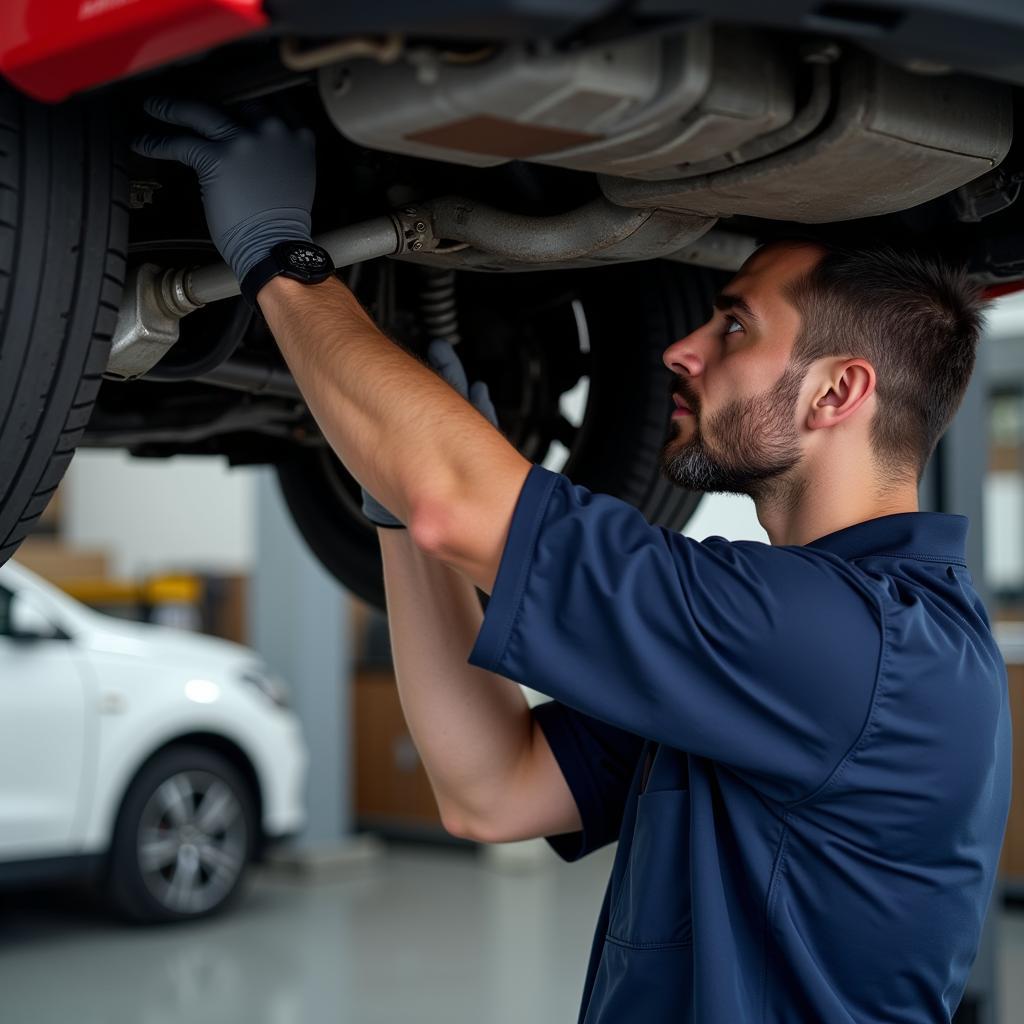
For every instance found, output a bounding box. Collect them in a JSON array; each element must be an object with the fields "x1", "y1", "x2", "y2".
[{"x1": 239, "y1": 665, "x2": 291, "y2": 708}]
